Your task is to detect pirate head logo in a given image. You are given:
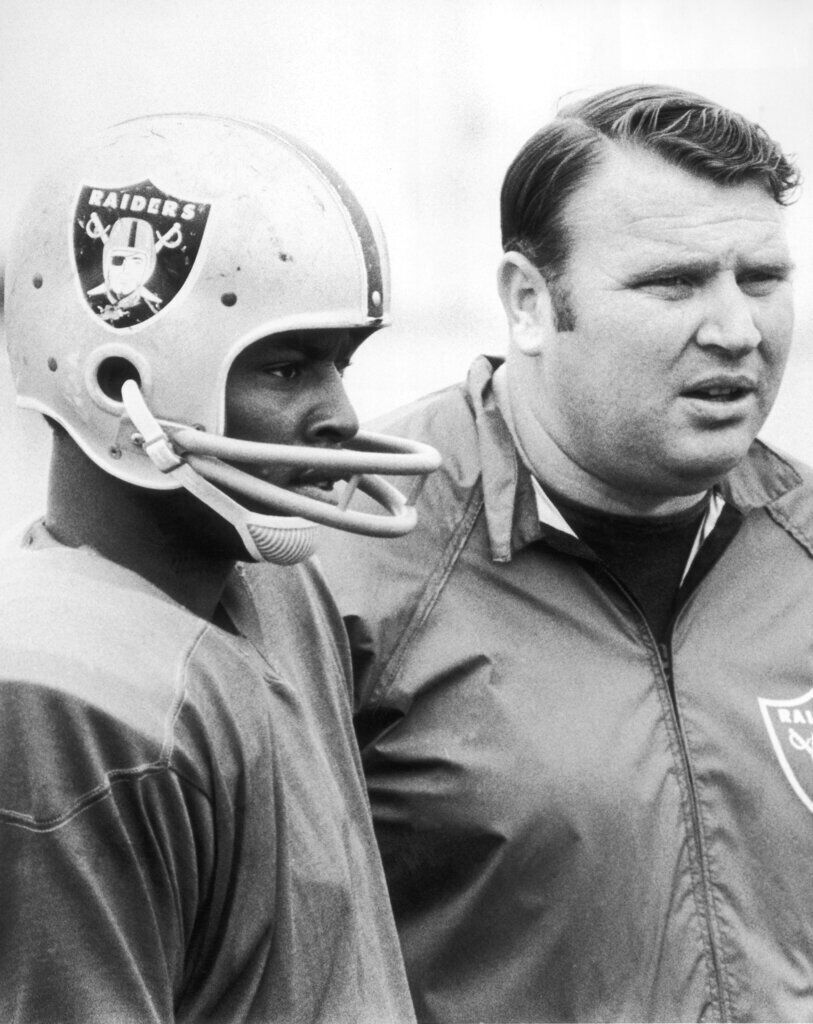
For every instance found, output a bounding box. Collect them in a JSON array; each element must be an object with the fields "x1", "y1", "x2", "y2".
[
  {"x1": 759, "y1": 688, "x2": 813, "y2": 813},
  {"x1": 74, "y1": 181, "x2": 210, "y2": 328}
]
